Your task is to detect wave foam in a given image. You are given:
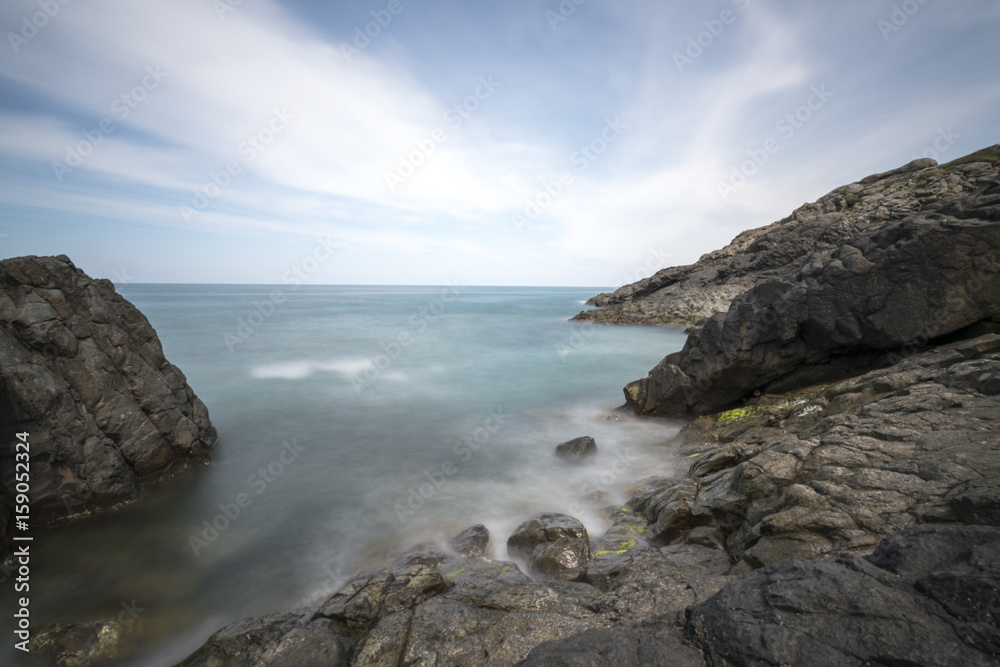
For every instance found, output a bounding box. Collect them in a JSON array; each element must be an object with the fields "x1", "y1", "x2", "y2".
[{"x1": 251, "y1": 358, "x2": 376, "y2": 381}]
